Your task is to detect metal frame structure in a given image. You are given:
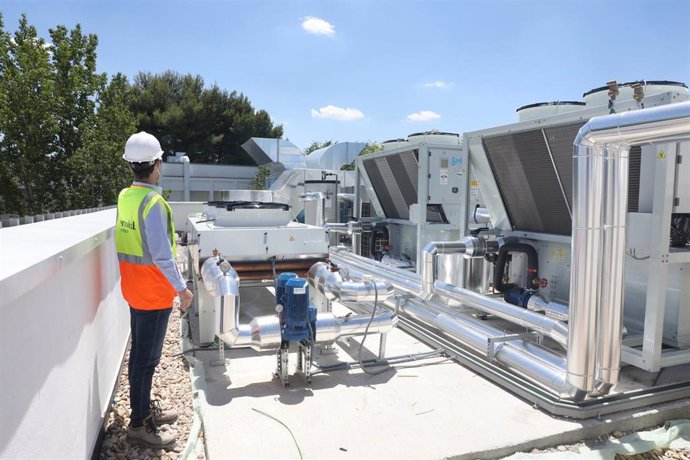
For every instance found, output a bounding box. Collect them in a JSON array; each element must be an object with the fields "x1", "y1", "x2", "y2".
[{"x1": 622, "y1": 141, "x2": 690, "y2": 371}]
